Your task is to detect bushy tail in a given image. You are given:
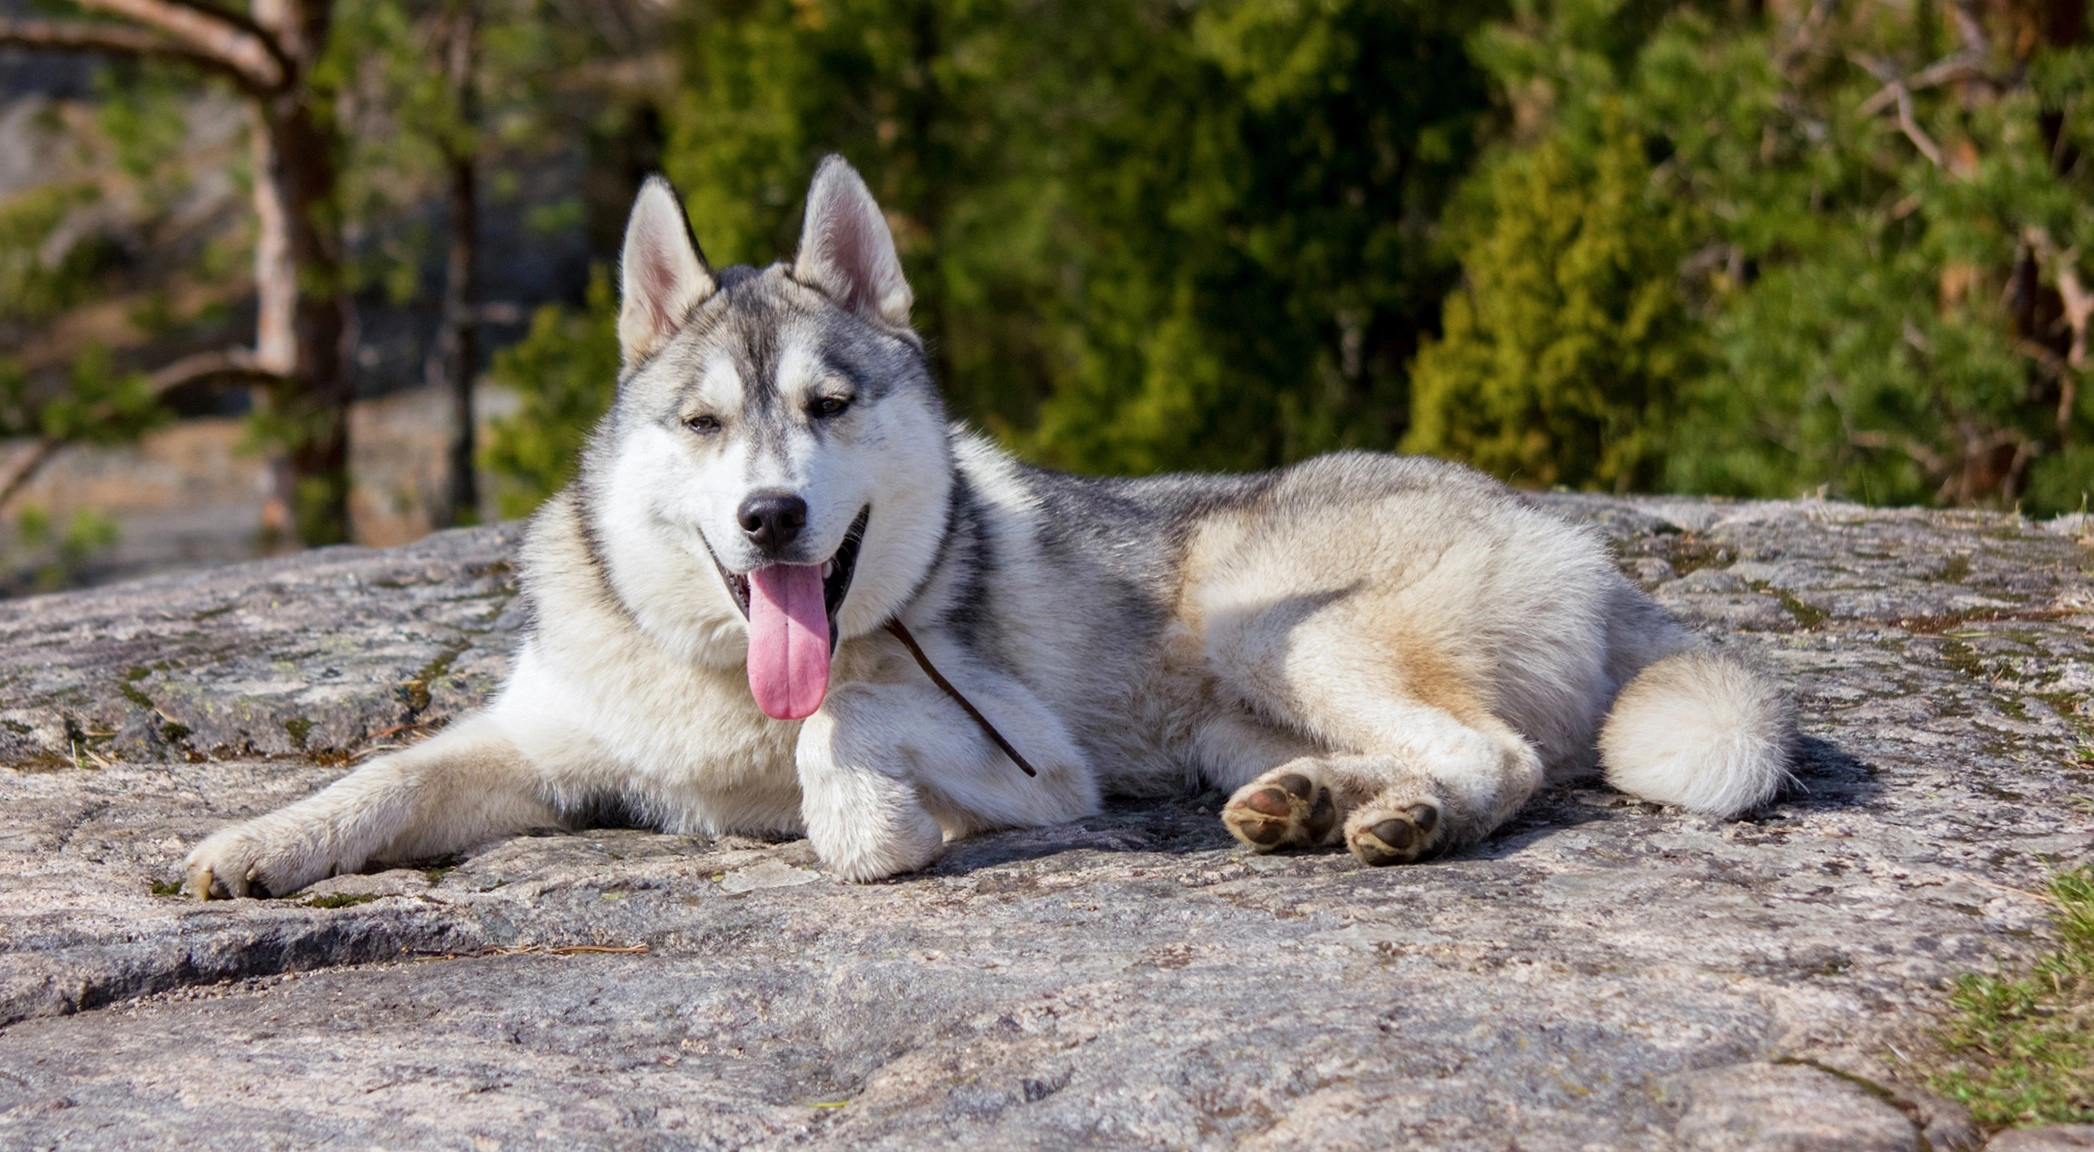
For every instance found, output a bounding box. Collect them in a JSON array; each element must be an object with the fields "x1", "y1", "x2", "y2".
[{"x1": 1599, "y1": 649, "x2": 1795, "y2": 817}]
